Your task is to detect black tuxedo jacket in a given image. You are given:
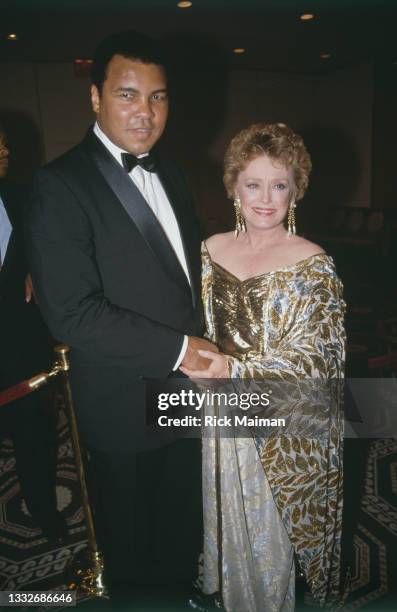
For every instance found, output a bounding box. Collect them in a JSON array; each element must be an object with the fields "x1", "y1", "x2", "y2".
[
  {"x1": 0, "y1": 180, "x2": 49, "y2": 388},
  {"x1": 26, "y1": 130, "x2": 203, "y2": 452}
]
